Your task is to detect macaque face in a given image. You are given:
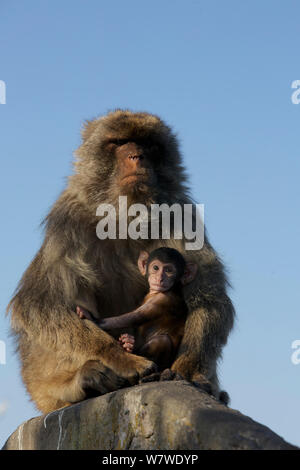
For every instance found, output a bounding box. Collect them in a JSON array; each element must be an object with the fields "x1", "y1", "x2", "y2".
[
  {"x1": 107, "y1": 140, "x2": 161, "y2": 188},
  {"x1": 147, "y1": 259, "x2": 178, "y2": 293}
]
